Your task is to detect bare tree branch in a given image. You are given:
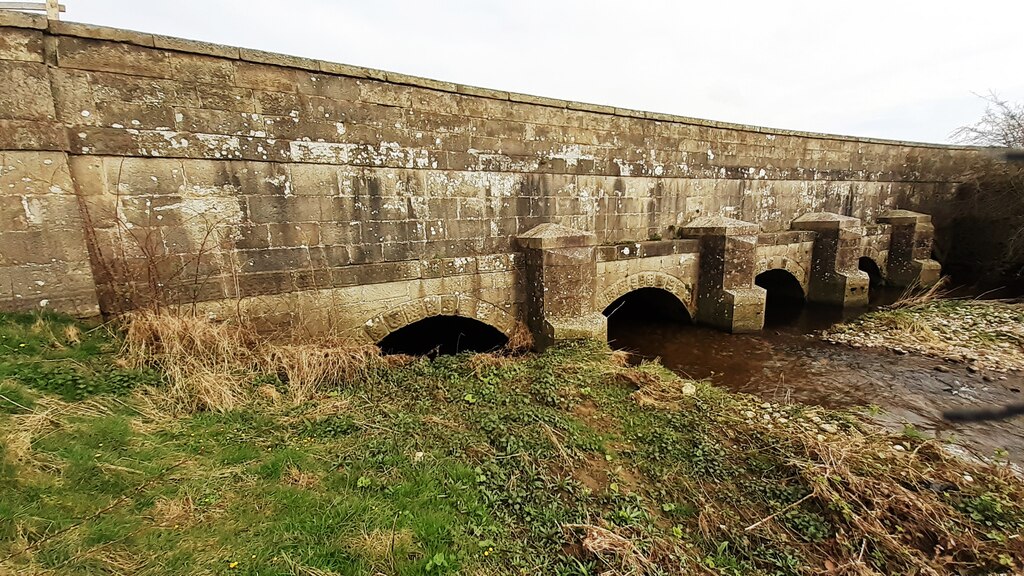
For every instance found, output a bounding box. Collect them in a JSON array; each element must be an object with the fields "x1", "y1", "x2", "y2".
[{"x1": 950, "y1": 92, "x2": 1024, "y2": 147}]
